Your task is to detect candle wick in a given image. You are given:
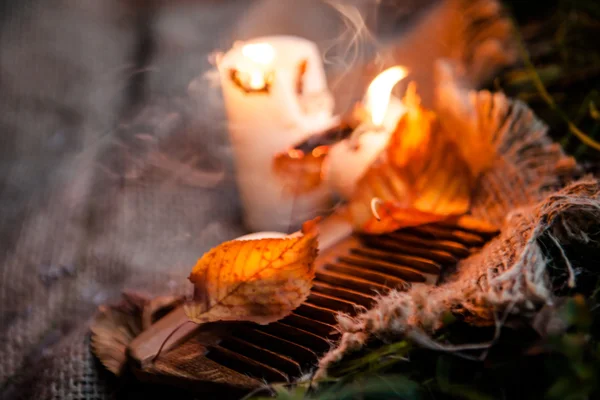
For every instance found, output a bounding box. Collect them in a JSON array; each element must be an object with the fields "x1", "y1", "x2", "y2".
[
  {"x1": 370, "y1": 198, "x2": 384, "y2": 221},
  {"x1": 348, "y1": 125, "x2": 367, "y2": 150}
]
